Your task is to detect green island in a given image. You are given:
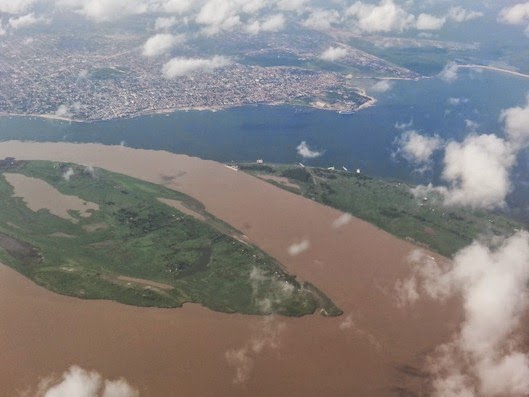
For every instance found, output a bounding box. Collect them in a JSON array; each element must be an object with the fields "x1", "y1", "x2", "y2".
[
  {"x1": 239, "y1": 163, "x2": 522, "y2": 258},
  {"x1": 0, "y1": 159, "x2": 341, "y2": 317}
]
